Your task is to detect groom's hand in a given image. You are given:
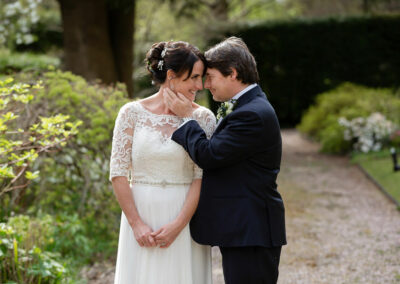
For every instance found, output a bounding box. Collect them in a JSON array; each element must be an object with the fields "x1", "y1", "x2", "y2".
[{"x1": 163, "y1": 88, "x2": 193, "y2": 118}]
